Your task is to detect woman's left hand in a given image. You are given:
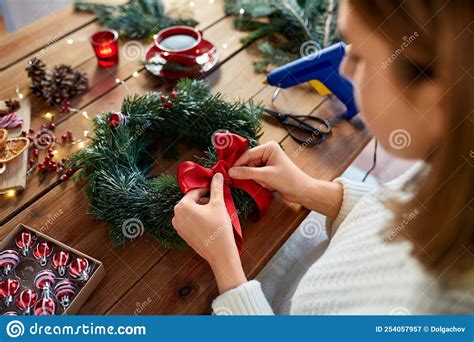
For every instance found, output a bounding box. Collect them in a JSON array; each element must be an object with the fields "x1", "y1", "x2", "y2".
[{"x1": 172, "y1": 173, "x2": 247, "y2": 293}]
